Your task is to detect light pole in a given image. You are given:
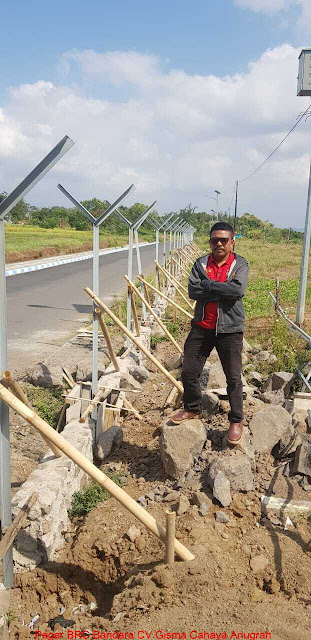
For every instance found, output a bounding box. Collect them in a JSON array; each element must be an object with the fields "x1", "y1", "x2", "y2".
[{"x1": 215, "y1": 190, "x2": 221, "y2": 220}]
